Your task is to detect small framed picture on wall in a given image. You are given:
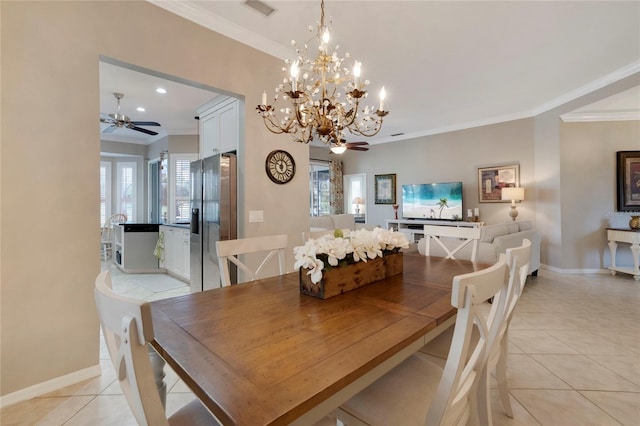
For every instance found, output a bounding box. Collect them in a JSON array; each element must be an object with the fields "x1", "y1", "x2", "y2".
[
  {"x1": 478, "y1": 164, "x2": 520, "y2": 203},
  {"x1": 616, "y1": 151, "x2": 640, "y2": 212},
  {"x1": 374, "y1": 174, "x2": 397, "y2": 204}
]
